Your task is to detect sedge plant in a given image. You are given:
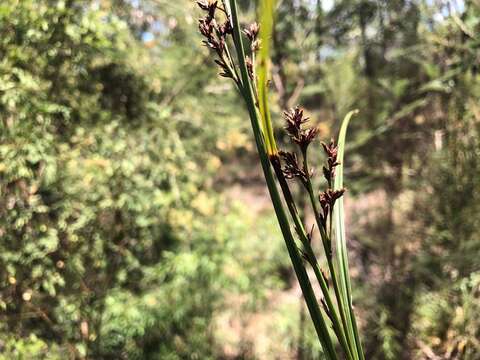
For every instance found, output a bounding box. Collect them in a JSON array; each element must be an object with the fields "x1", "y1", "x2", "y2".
[{"x1": 196, "y1": 0, "x2": 364, "y2": 358}]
